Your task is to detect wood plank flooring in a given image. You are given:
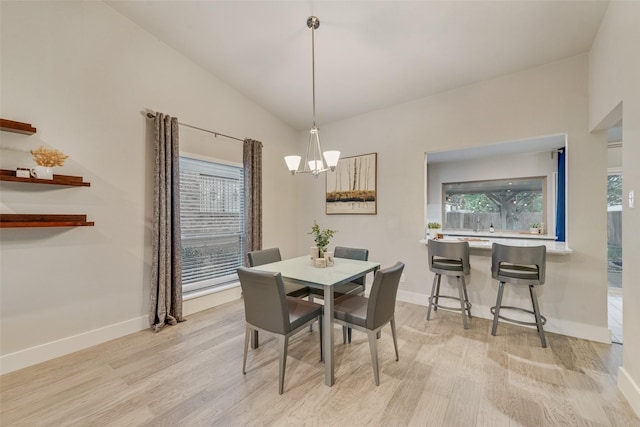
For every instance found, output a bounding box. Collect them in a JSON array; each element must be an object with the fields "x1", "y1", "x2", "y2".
[{"x1": 1, "y1": 299, "x2": 638, "y2": 426}]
